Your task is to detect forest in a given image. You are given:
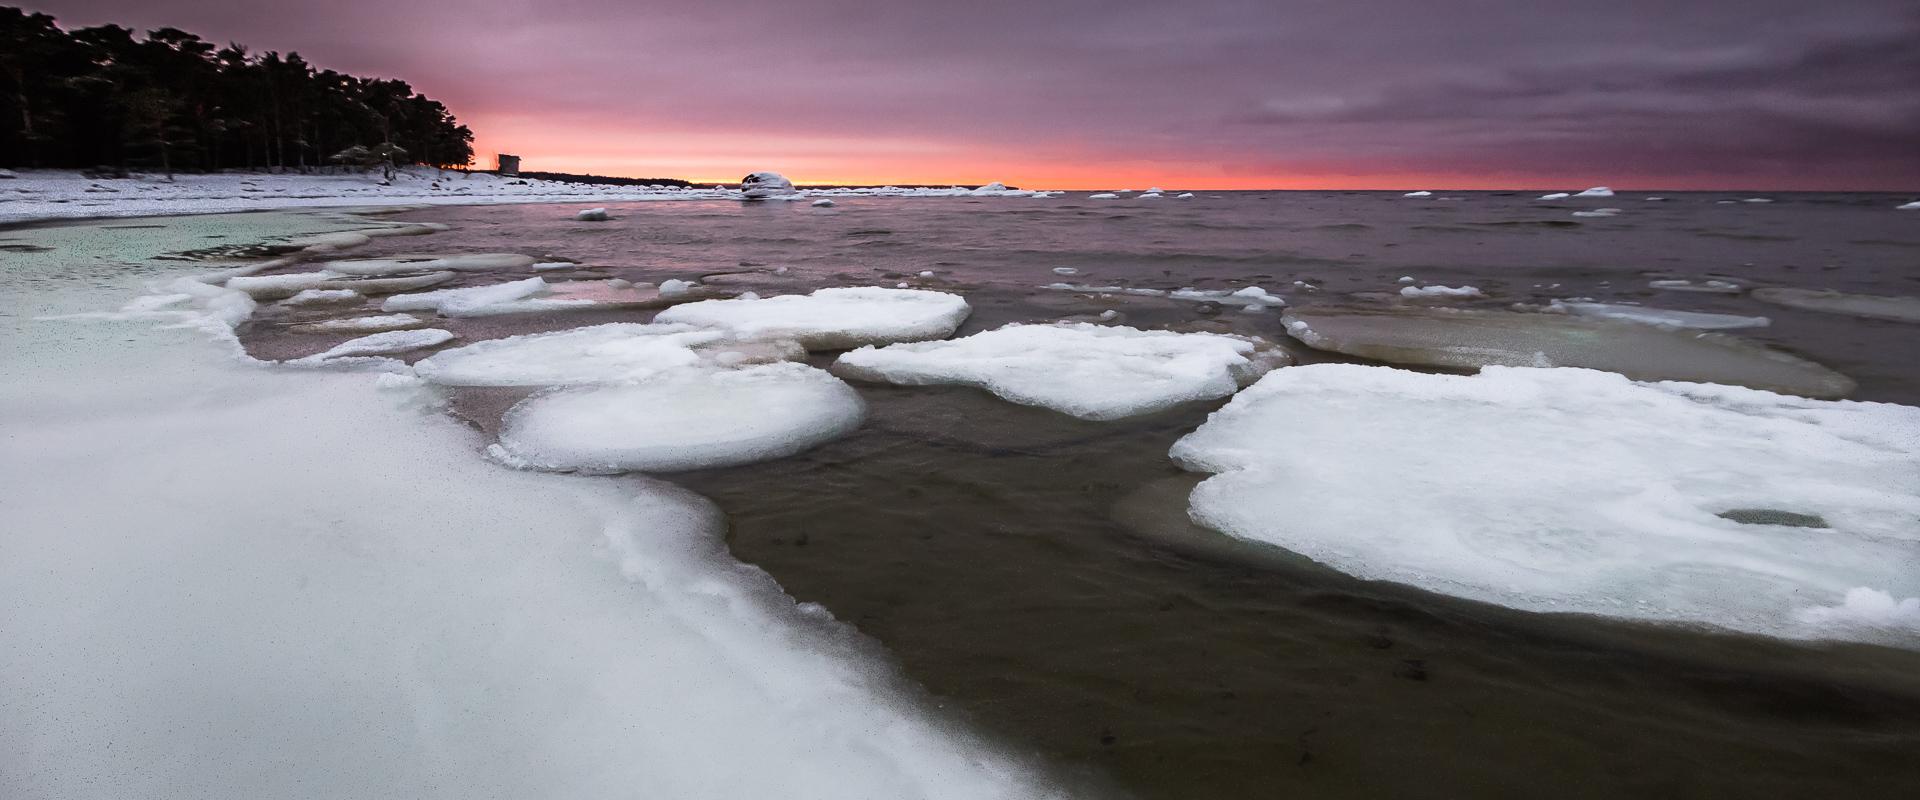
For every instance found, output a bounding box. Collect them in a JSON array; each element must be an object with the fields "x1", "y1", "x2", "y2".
[{"x1": 0, "y1": 6, "x2": 474, "y2": 174}]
